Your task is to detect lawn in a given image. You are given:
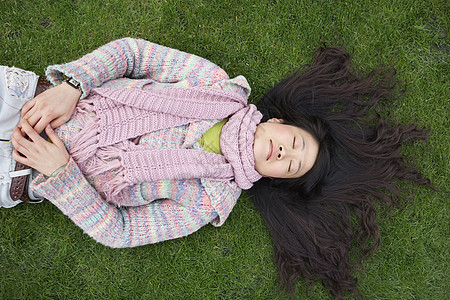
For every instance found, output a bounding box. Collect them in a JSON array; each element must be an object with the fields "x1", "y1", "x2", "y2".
[{"x1": 1, "y1": 0, "x2": 448, "y2": 299}]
